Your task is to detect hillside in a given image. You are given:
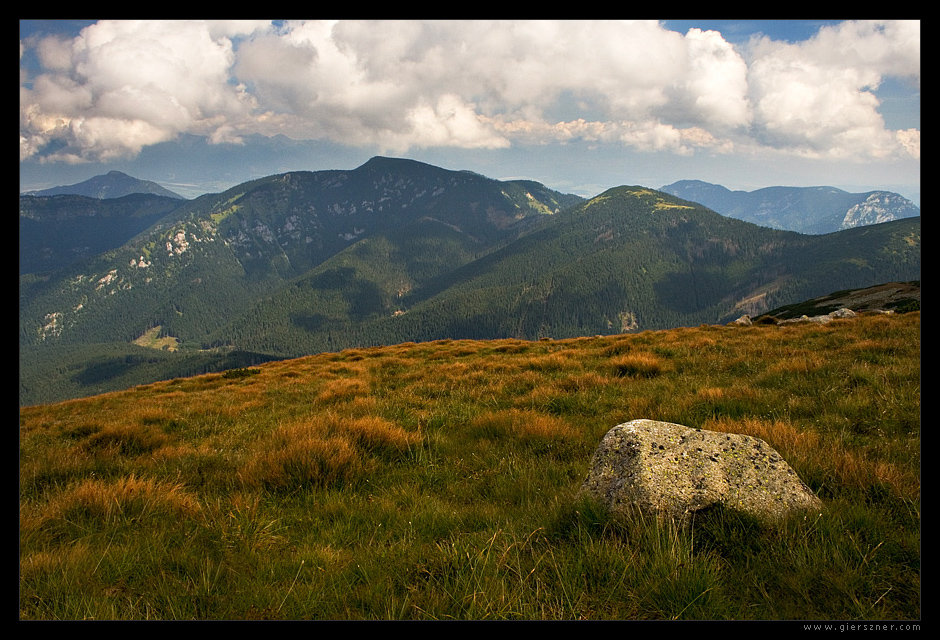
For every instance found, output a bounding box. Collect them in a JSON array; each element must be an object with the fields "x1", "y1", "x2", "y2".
[
  {"x1": 19, "y1": 158, "x2": 582, "y2": 404},
  {"x1": 763, "y1": 281, "x2": 920, "y2": 320},
  {"x1": 19, "y1": 159, "x2": 920, "y2": 405},
  {"x1": 19, "y1": 193, "x2": 187, "y2": 275},
  {"x1": 359, "y1": 187, "x2": 920, "y2": 344},
  {"x1": 23, "y1": 170, "x2": 186, "y2": 200},
  {"x1": 660, "y1": 180, "x2": 920, "y2": 234},
  {"x1": 19, "y1": 311, "x2": 921, "y2": 619},
  {"x1": 20, "y1": 157, "x2": 580, "y2": 347}
]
